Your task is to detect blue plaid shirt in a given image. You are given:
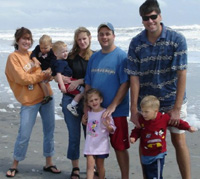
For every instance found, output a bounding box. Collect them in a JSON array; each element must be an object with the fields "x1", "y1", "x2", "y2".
[{"x1": 125, "y1": 23, "x2": 187, "y2": 112}]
